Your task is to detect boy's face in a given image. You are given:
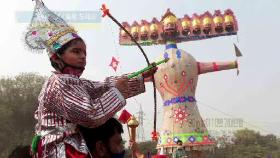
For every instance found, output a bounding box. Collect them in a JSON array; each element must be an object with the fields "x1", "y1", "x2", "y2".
[
  {"x1": 61, "y1": 40, "x2": 87, "y2": 68},
  {"x1": 108, "y1": 132, "x2": 125, "y2": 154},
  {"x1": 95, "y1": 132, "x2": 125, "y2": 158}
]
